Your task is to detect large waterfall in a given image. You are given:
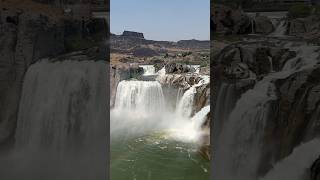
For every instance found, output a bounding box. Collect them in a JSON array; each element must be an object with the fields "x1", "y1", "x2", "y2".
[
  {"x1": 110, "y1": 66, "x2": 210, "y2": 180},
  {"x1": 111, "y1": 71, "x2": 210, "y2": 142},
  {"x1": 2, "y1": 60, "x2": 108, "y2": 179},
  {"x1": 114, "y1": 81, "x2": 165, "y2": 113},
  {"x1": 213, "y1": 44, "x2": 320, "y2": 180}
]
